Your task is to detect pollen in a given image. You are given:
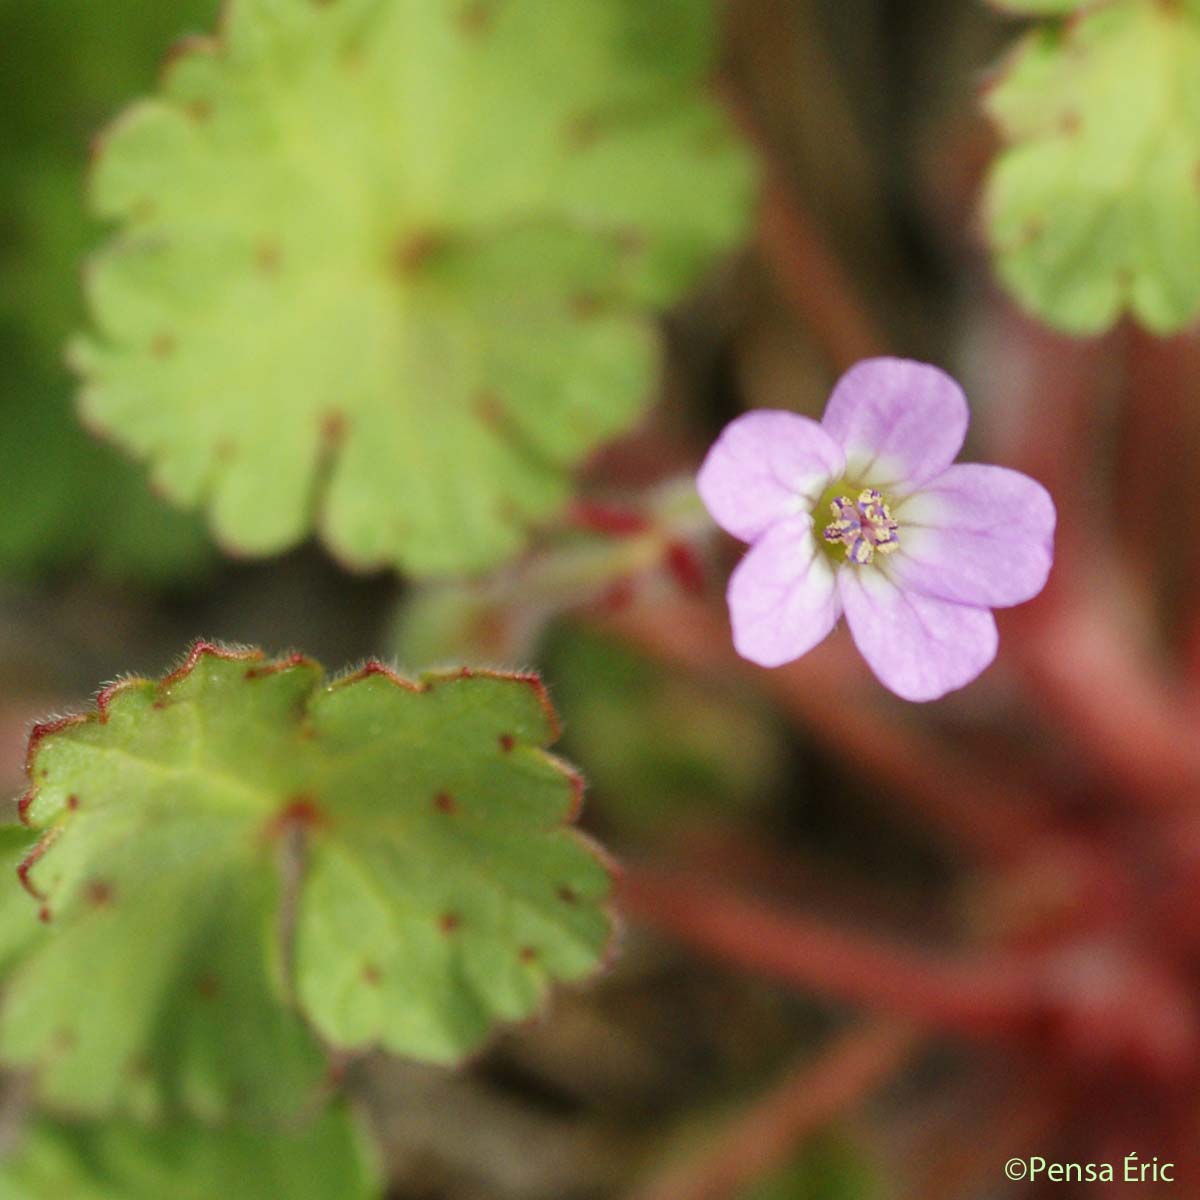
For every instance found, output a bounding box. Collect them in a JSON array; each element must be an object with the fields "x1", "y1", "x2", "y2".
[{"x1": 822, "y1": 488, "x2": 900, "y2": 565}]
